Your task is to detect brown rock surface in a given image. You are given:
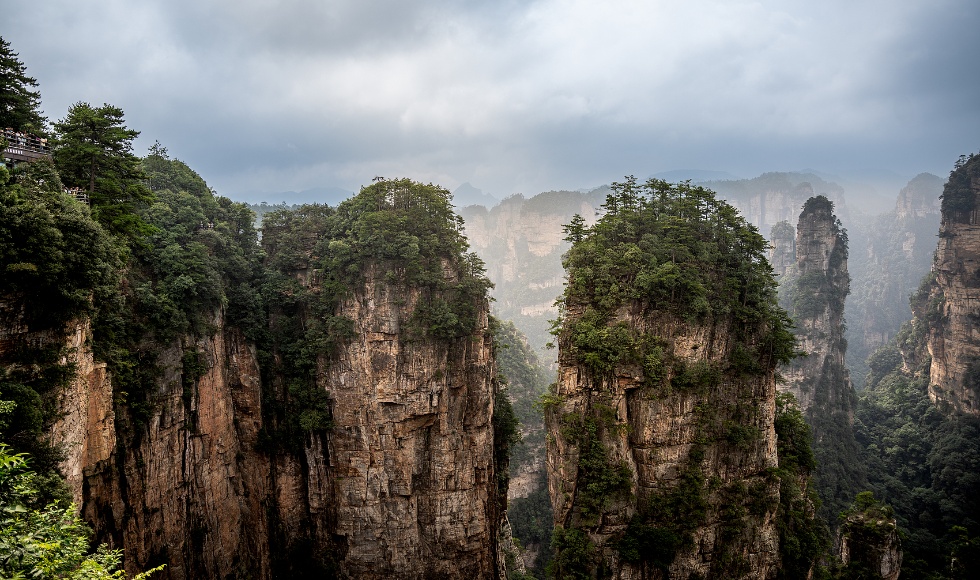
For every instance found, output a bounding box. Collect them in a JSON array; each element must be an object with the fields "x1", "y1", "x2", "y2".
[
  {"x1": 45, "y1": 267, "x2": 503, "y2": 579},
  {"x1": 924, "y1": 155, "x2": 980, "y2": 414},
  {"x1": 778, "y1": 197, "x2": 853, "y2": 416},
  {"x1": 547, "y1": 306, "x2": 782, "y2": 579},
  {"x1": 75, "y1": 316, "x2": 273, "y2": 580},
  {"x1": 321, "y1": 264, "x2": 500, "y2": 578}
]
